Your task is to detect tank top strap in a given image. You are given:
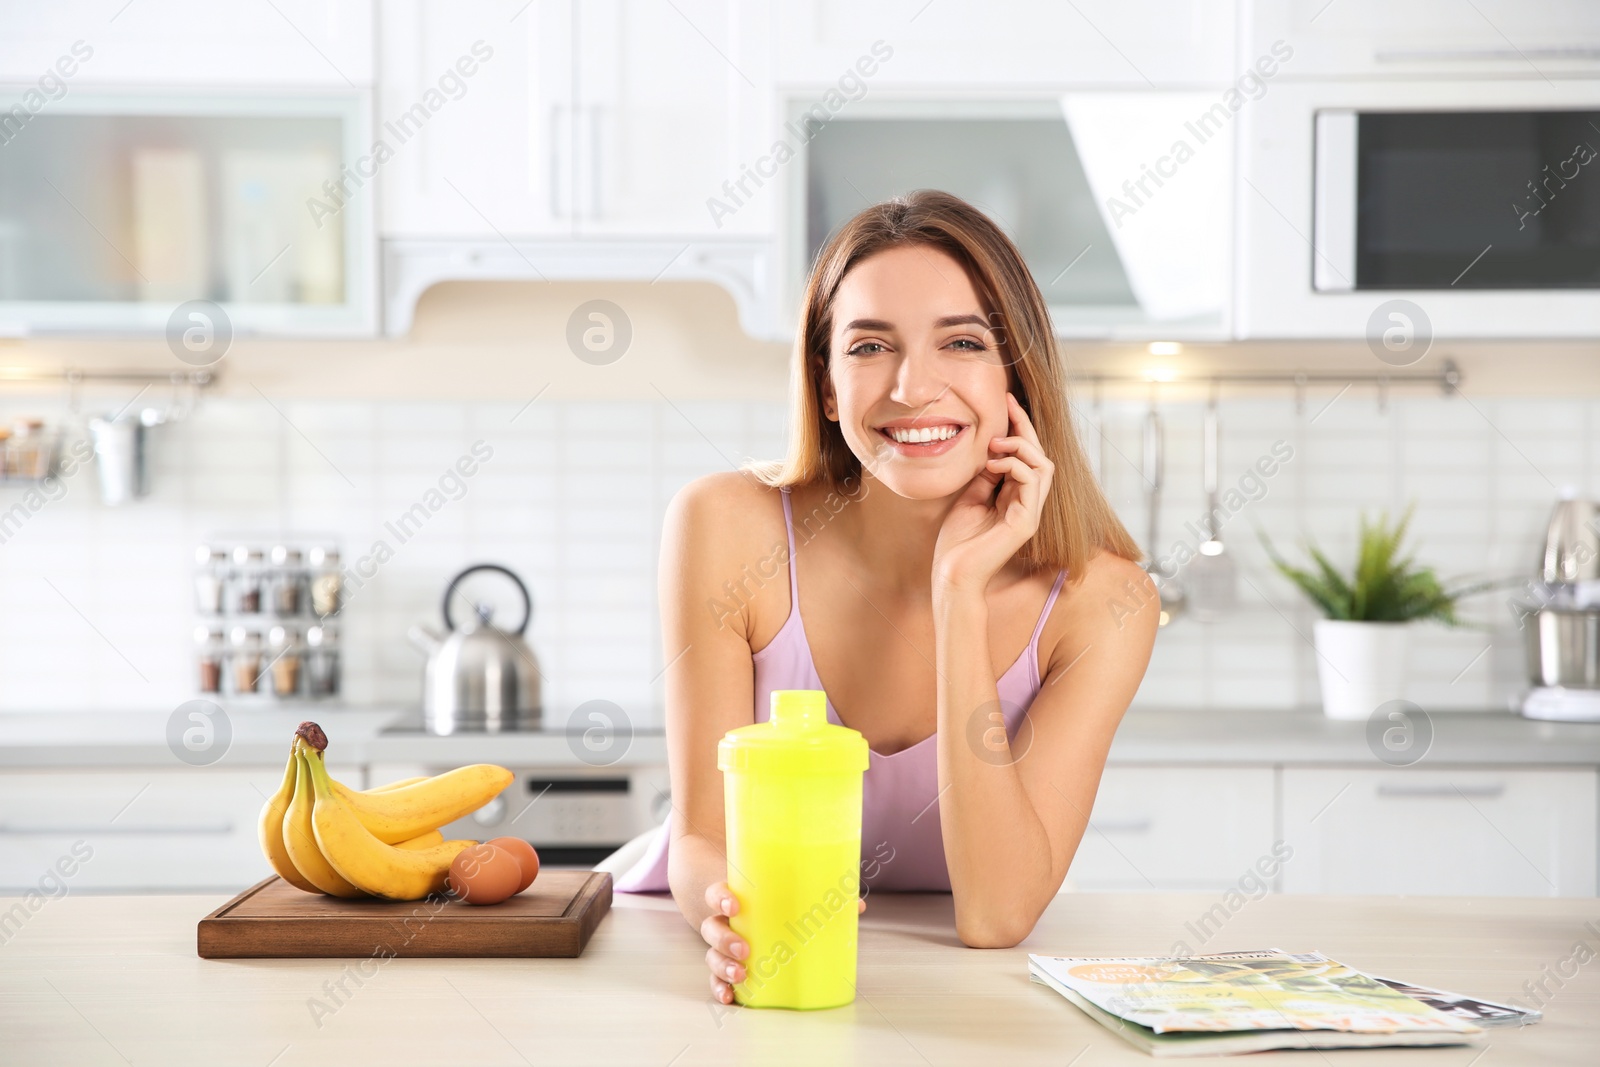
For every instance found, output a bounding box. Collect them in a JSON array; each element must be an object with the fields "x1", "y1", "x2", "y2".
[
  {"x1": 1028, "y1": 568, "x2": 1068, "y2": 649},
  {"x1": 779, "y1": 487, "x2": 800, "y2": 607}
]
